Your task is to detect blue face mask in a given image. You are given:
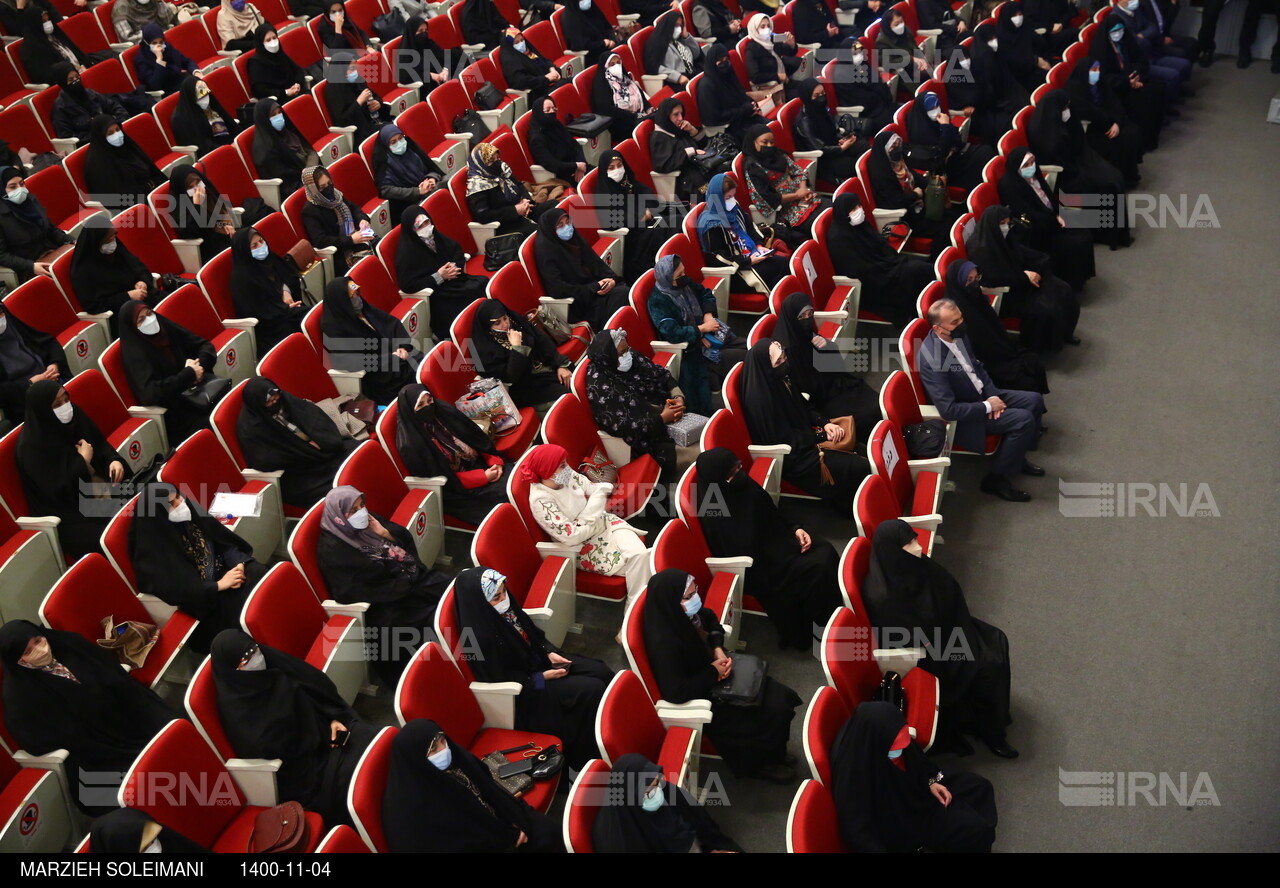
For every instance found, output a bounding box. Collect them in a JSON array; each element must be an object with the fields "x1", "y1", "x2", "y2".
[
  {"x1": 556, "y1": 222, "x2": 574, "y2": 241},
  {"x1": 887, "y1": 748, "x2": 903, "y2": 760},
  {"x1": 428, "y1": 745, "x2": 452, "y2": 771},
  {"x1": 513, "y1": 40, "x2": 526, "y2": 53},
  {"x1": 579, "y1": 0, "x2": 591, "y2": 8},
  {"x1": 641, "y1": 786, "x2": 664, "y2": 812},
  {"x1": 346, "y1": 67, "x2": 360, "y2": 83},
  {"x1": 1019, "y1": 161, "x2": 1036, "y2": 178},
  {"x1": 270, "y1": 113, "x2": 286, "y2": 131},
  {"x1": 251, "y1": 244, "x2": 269, "y2": 260},
  {"x1": 683, "y1": 591, "x2": 701, "y2": 616},
  {"x1": 616, "y1": 349, "x2": 633, "y2": 372},
  {"x1": 1088, "y1": 69, "x2": 1100, "y2": 85},
  {"x1": 106, "y1": 130, "x2": 125, "y2": 148},
  {"x1": 1109, "y1": 27, "x2": 1124, "y2": 42}
]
